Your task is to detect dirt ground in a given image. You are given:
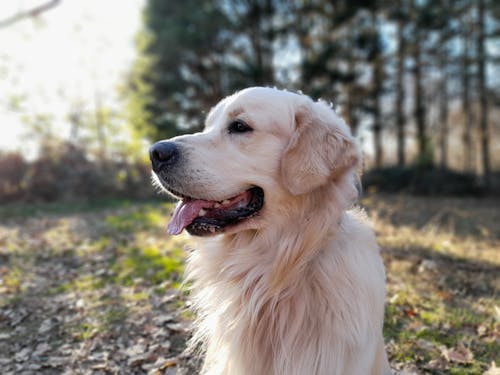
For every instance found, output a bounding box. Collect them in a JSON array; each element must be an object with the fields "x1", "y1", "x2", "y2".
[{"x1": 0, "y1": 194, "x2": 498, "y2": 374}]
